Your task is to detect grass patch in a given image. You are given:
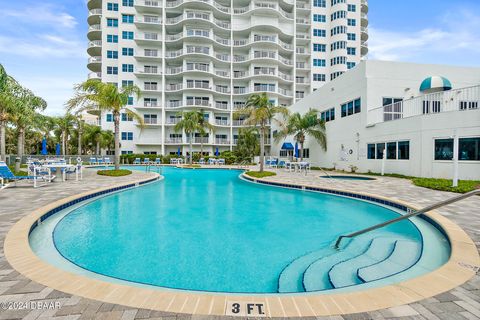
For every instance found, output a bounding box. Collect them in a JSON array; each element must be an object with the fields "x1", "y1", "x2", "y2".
[
  {"x1": 97, "y1": 169, "x2": 132, "y2": 177},
  {"x1": 182, "y1": 164, "x2": 201, "y2": 168},
  {"x1": 412, "y1": 178, "x2": 480, "y2": 194},
  {"x1": 246, "y1": 171, "x2": 276, "y2": 178},
  {"x1": 8, "y1": 166, "x2": 27, "y2": 176}
]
